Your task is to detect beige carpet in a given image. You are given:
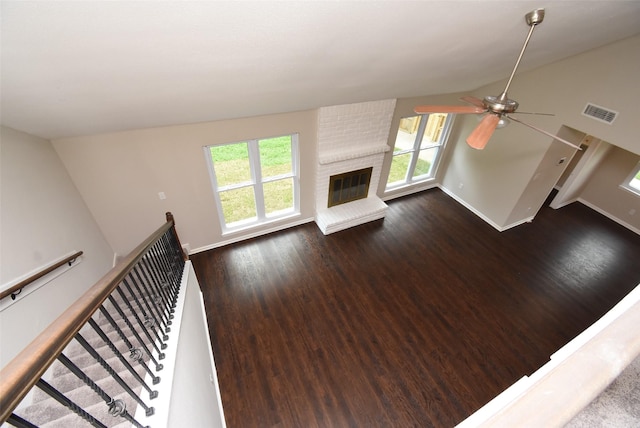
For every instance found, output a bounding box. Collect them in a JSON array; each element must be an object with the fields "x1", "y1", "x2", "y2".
[{"x1": 565, "y1": 355, "x2": 640, "y2": 427}]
